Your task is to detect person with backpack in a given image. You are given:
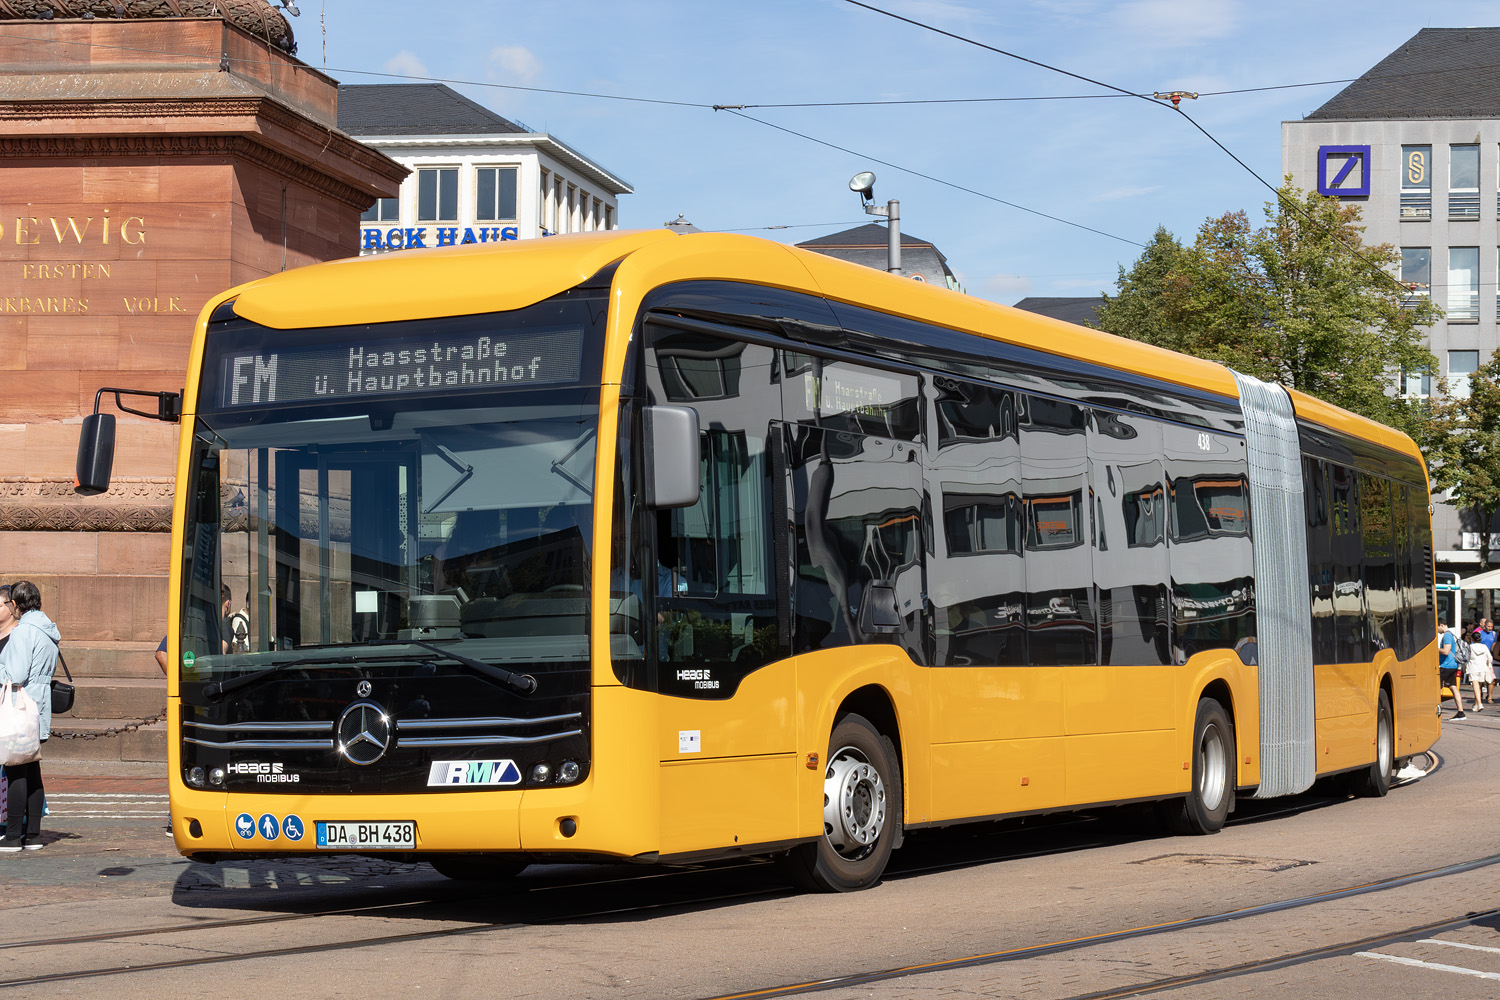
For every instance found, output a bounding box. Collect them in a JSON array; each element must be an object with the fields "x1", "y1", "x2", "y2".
[
  {"x1": 1441, "y1": 623, "x2": 1467, "y2": 720},
  {"x1": 0, "y1": 581, "x2": 61, "y2": 852}
]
